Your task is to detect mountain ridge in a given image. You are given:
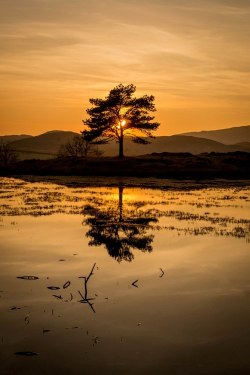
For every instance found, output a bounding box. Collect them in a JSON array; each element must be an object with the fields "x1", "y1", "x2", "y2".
[
  {"x1": 182, "y1": 125, "x2": 250, "y2": 144},
  {"x1": 1, "y1": 125, "x2": 250, "y2": 159}
]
